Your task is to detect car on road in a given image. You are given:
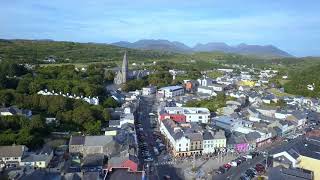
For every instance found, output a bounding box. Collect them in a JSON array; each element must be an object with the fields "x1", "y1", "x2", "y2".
[
  {"x1": 255, "y1": 164, "x2": 265, "y2": 173},
  {"x1": 240, "y1": 174, "x2": 250, "y2": 180},
  {"x1": 144, "y1": 157, "x2": 154, "y2": 162},
  {"x1": 223, "y1": 163, "x2": 232, "y2": 169}
]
